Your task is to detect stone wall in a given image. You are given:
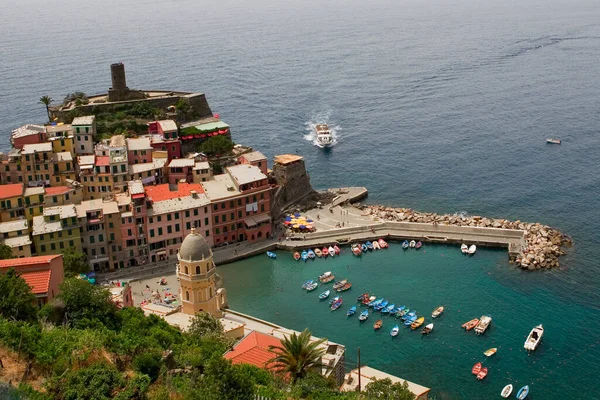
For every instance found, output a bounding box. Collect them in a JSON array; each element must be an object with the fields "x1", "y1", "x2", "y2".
[{"x1": 272, "y1": 158, "x2": 319, "y2": 216}]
